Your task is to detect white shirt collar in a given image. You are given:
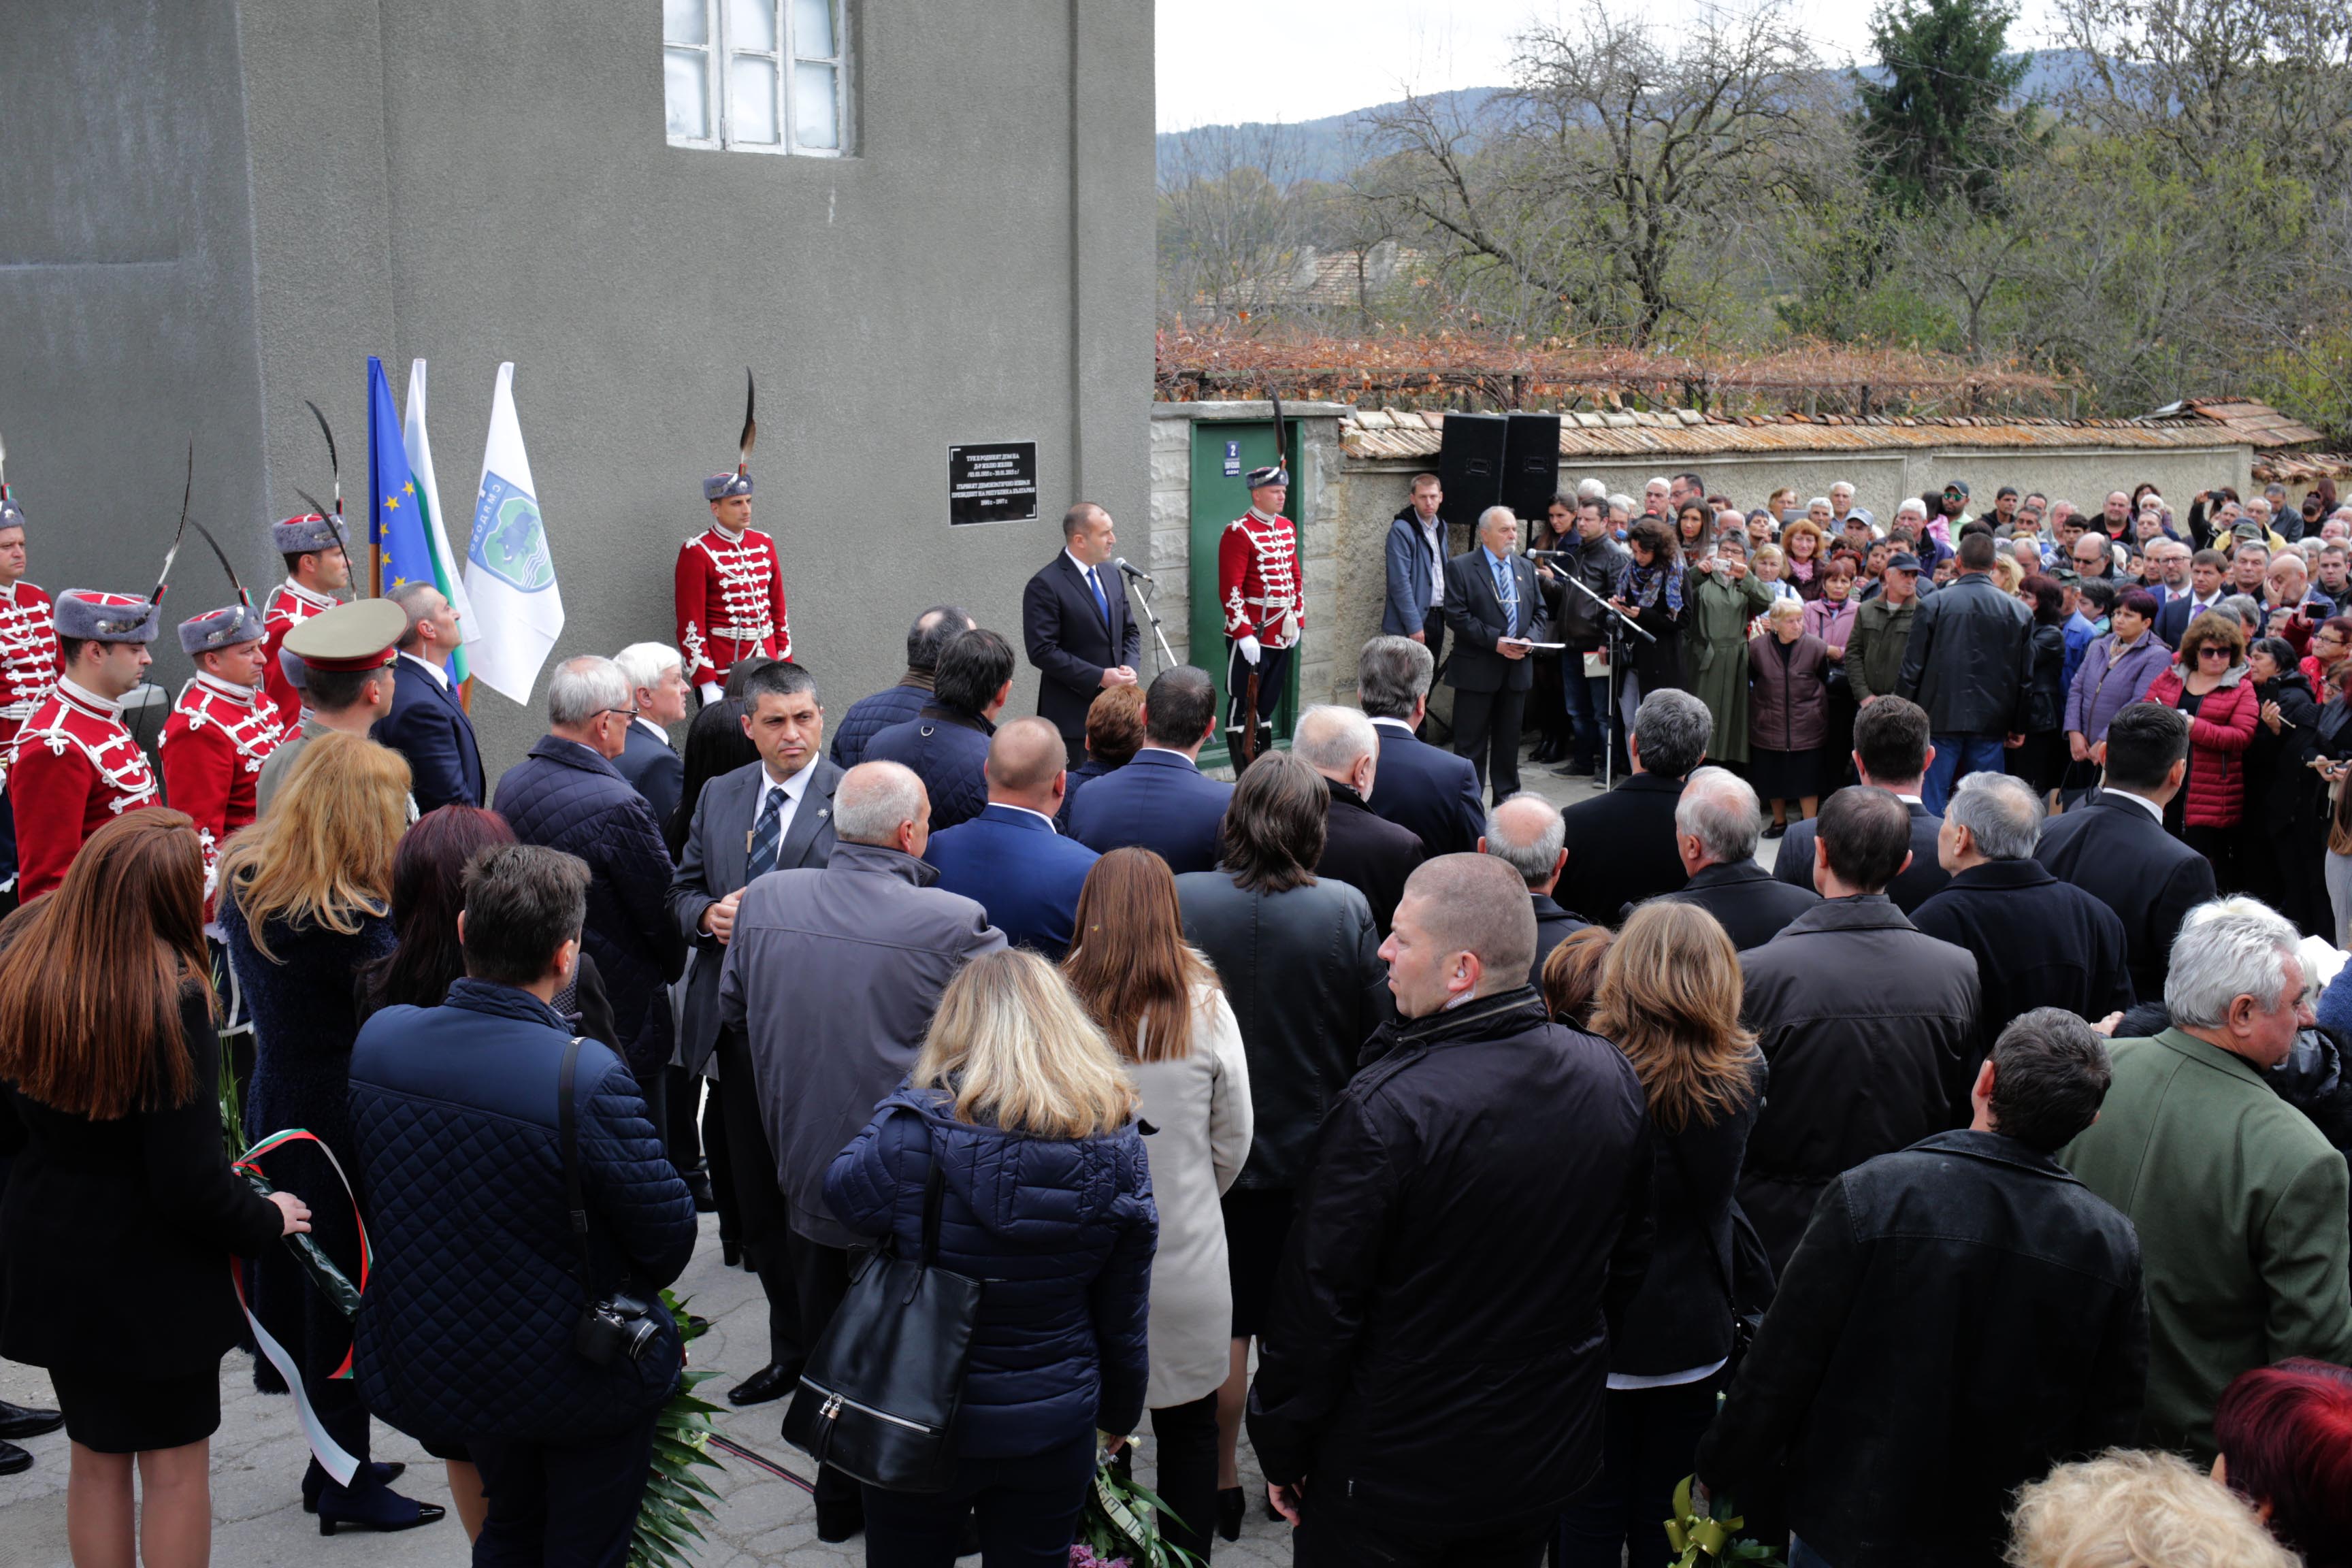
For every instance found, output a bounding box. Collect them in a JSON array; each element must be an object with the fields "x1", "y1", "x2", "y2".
[
  {"x1": 282, "y1": 577, "x2": 337, "y2": 611},
  {"x1": 633, "y1": 715, "x2": 671, "y2": 745},
  {"x1": 1064, "y1": 548, "x2": 1102, "y2": 581},
  {"x1": 1137, "y1": 745, "x2": 1198, "y2": 765},
  {"x1": 1249, "y1": 506, "x2": 1277, "y2": 525},
  {"x1": 56, "y1": 676, "x2": 121, "y2": 715},
  {"x1": 760, "y1": 763, "x2": 813, "y2": 802},
  {"x1": 1367, "y1": 715, "x2": 1416, "y2": 732},
  {"x1": 399, "y1": 649, "x2": 451, "y2": 689},
  {"x1": 1895, "y1": 793, "x2": 1925, "y2": 806},
  {"x1": 192, "y1": 671, "x2": 259, "y2": 705},
  {"x1": 710, "y1": 521, "x2": 747, "y2": 544},
  {"x1": 990, "y1": 802, "x2": 1060, "y2": 830},
  {"x1": 2108, "y1": 788, "x2": 2167, "y2": 822}
]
